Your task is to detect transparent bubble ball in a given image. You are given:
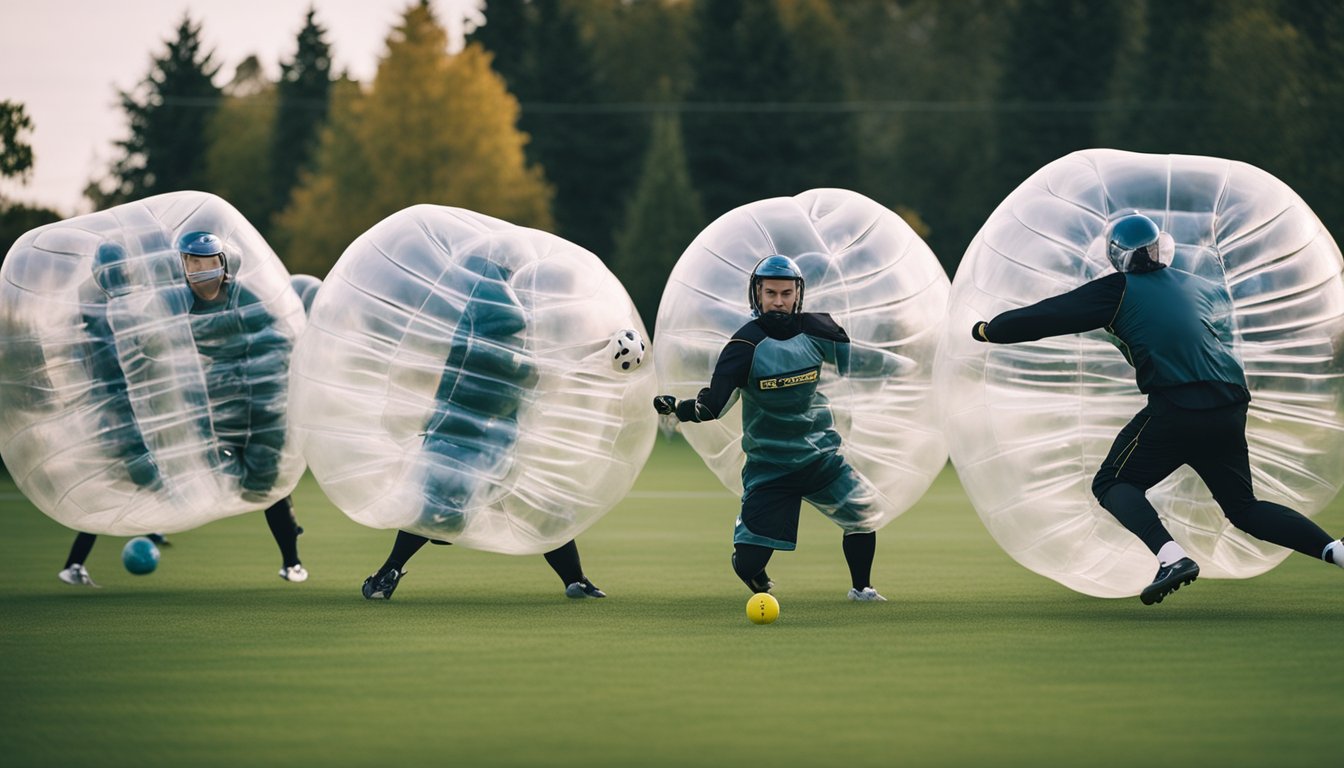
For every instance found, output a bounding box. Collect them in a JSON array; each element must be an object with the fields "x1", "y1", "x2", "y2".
[
  {"x1": 290, "y1": 205, "x2": 657, "y2": 554},
  {"x1": 935, "y1": 149, "x2": 1344, "y2": 597},
  {"x1": 654, "y1": 188, "x2": 950, "y2": 527},
  {"x1": 0, "y1": 191, "x2": 307, "y2": 535}
]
